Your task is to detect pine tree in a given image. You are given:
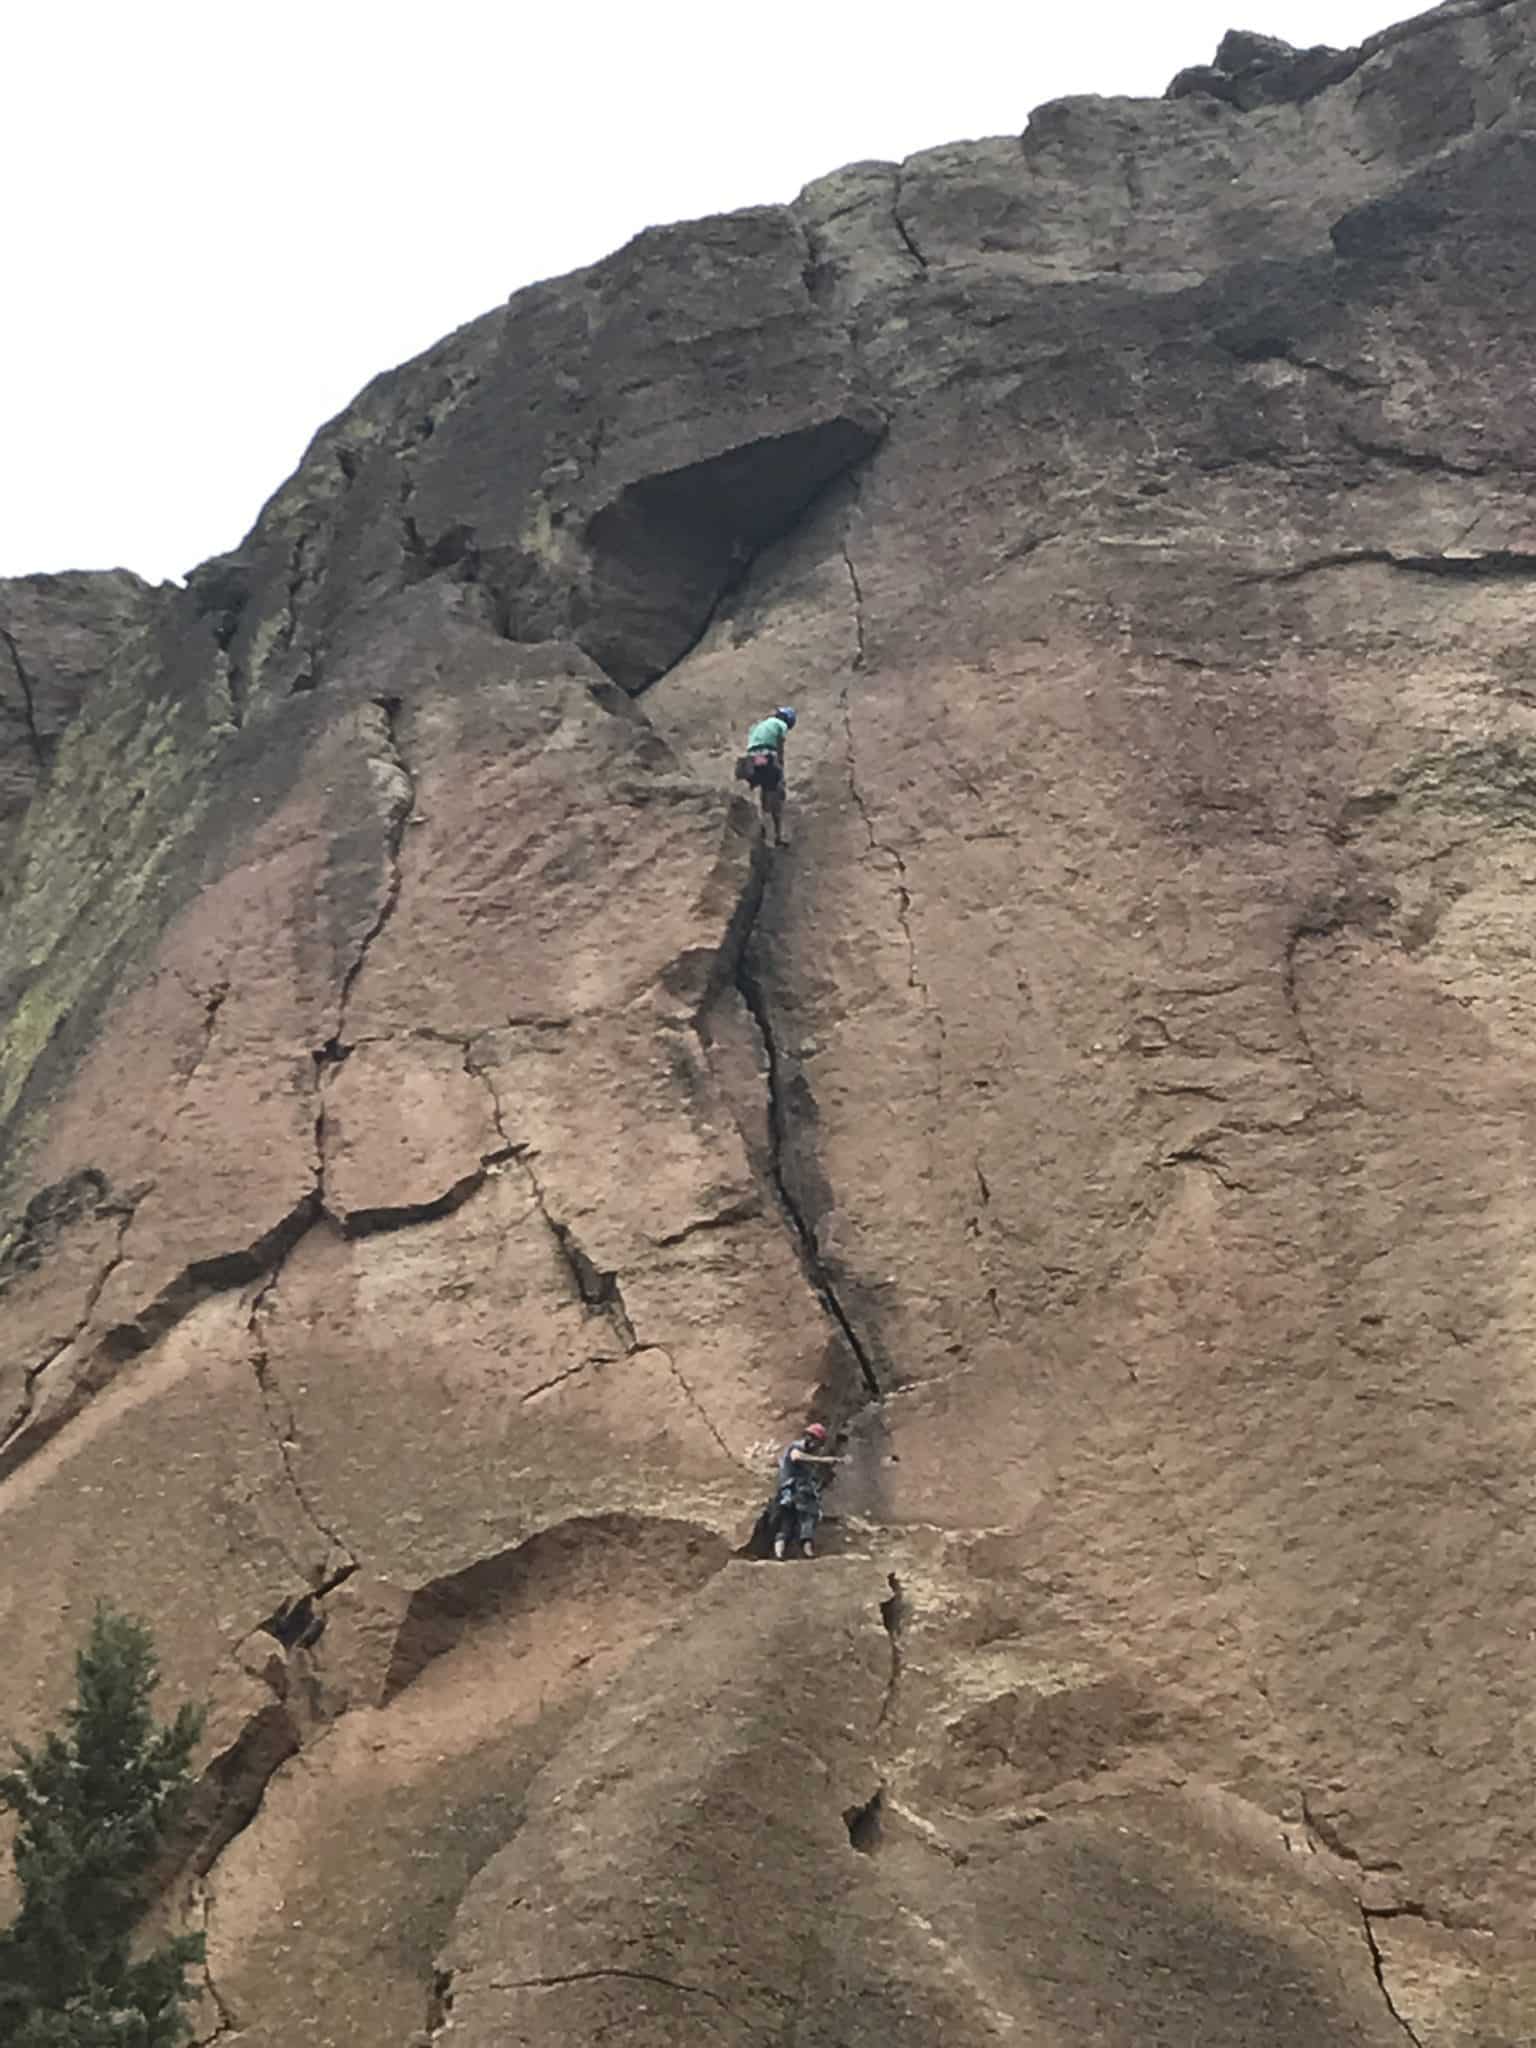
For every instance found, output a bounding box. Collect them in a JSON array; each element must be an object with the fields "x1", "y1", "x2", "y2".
[{"x1": 0, "y1": 1606, "x2": 205, "y2": 2045}]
